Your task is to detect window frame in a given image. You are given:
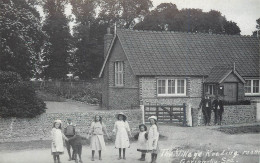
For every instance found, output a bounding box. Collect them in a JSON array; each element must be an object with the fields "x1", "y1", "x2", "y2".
[
  {"x1": 206, "y1": 84, "x2": 214, "y2": 95},
  {"x1": 157, "y1": 78, "x2": 186, "y2": 97},
  {"x1": 114, "y1": 61, "x2": 124, "y2": 87},
  {"x1": 245, "y1": 79, "x2": 260, "y2": 95}
]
